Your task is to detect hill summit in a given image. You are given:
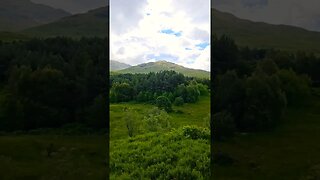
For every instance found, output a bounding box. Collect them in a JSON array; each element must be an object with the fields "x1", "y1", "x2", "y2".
[{"x1": 117, "y1": 60, "x2": 210, "y2": 79}]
